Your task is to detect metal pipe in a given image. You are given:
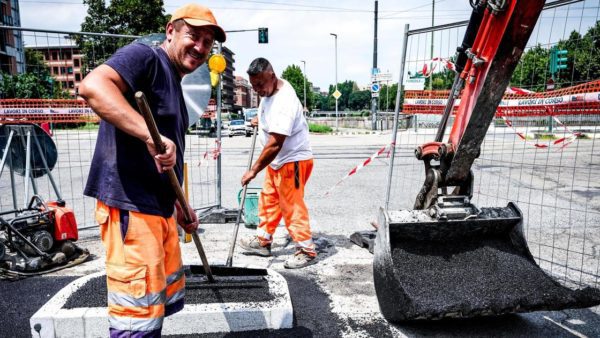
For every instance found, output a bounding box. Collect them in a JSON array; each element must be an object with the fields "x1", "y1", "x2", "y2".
[
  {"x1": 216, "y1": 42, "x2": 223, "y2": 208},
  {"x1": 385, "y1": 24, "x2": 410, "y2": 210},
  {"x1": 330, "y1": 33, "x2": 338, "y2": 131}
]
